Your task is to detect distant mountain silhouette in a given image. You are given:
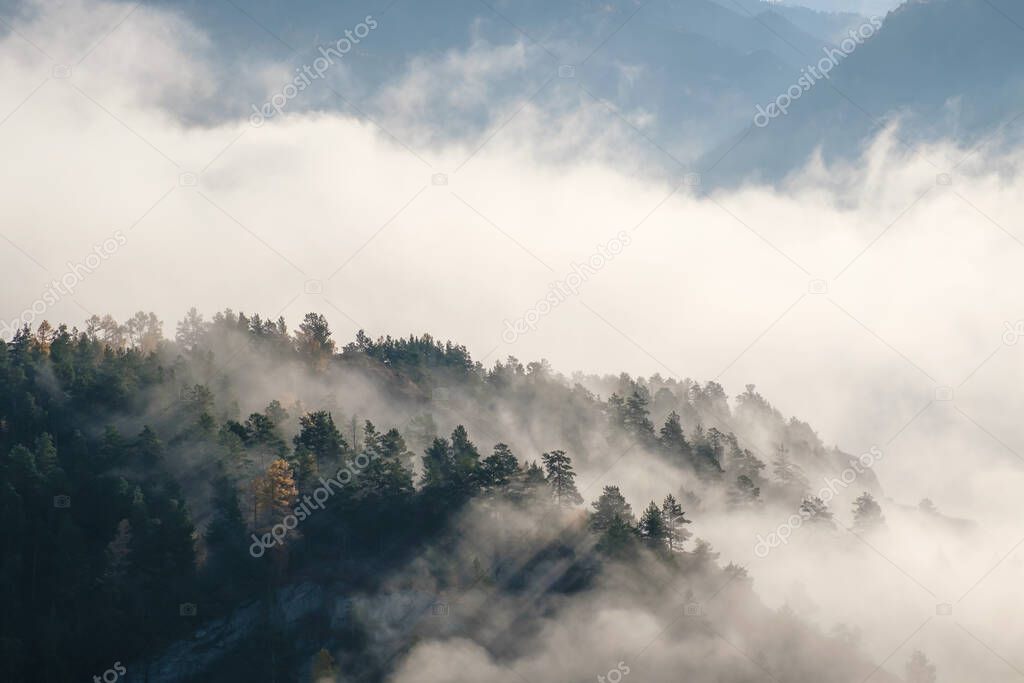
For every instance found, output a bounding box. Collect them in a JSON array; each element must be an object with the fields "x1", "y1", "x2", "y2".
[{"x1": 703, "y1": 0, "x2": 1024, "y2": 184}]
